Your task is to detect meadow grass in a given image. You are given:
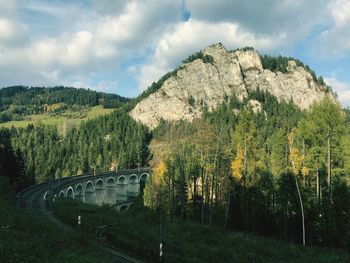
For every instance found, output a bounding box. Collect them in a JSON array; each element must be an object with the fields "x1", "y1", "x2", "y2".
[
  {"x1": 0, "y1": 105, "x2": 114, "y2": 129},
  {"x1": 51, "y1": 198, "x2": 350, "y2": 263},
  {"x1": 0, "y1": 177, "x2": 113, "y2": 263}
]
